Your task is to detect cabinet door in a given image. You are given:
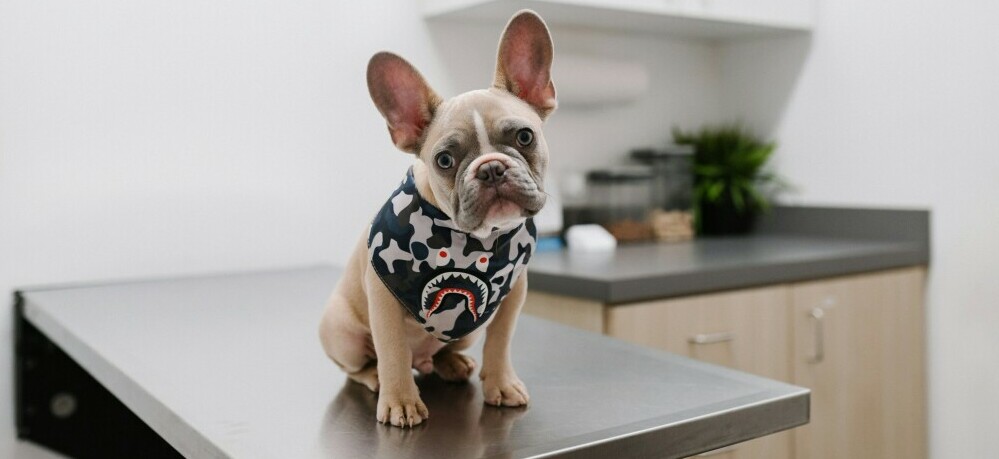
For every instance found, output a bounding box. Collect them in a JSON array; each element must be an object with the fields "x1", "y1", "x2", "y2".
[
  {"x1": 791, "y1": 268, "x2": 926, "y2": 459},
  {"x1": 523, "y1": 291, "x2": 605, "y2": 334},
  {"x1": 605, "y1": 285, "x2": 793, "y2": 459}
]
